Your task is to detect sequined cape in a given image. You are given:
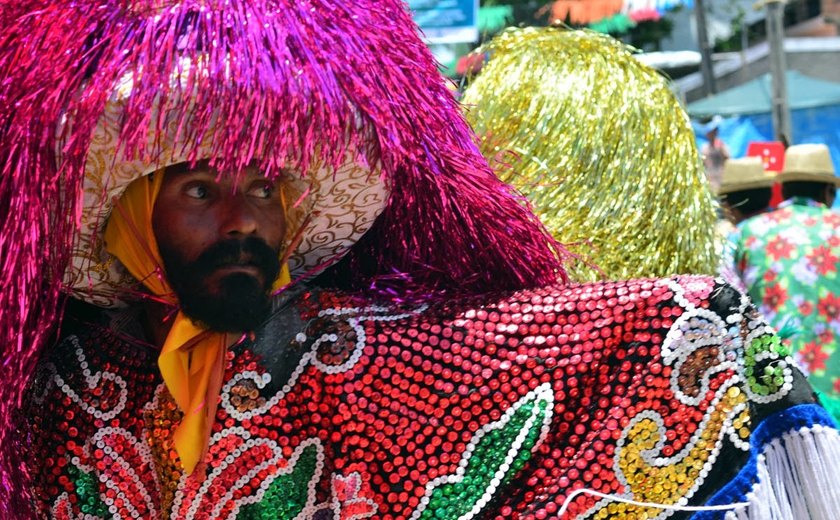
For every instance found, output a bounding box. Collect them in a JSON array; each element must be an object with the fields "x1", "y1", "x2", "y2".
[{"x1": 18, "y1": 276, "x2": 832, "y2": 519}]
